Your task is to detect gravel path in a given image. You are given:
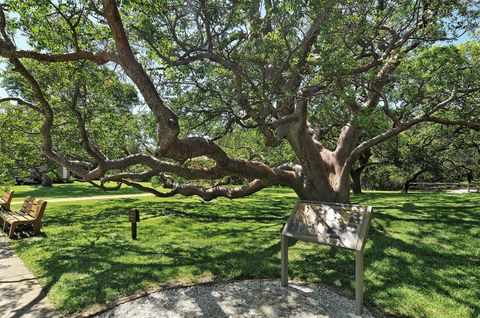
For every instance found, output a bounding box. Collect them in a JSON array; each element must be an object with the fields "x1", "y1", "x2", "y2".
[
  {"x1": 449, "y1": 188, "x2": 479, "y2": 193},
  {"x1": 95, "y1": 280, "x2": 375, "y2": 318}
]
